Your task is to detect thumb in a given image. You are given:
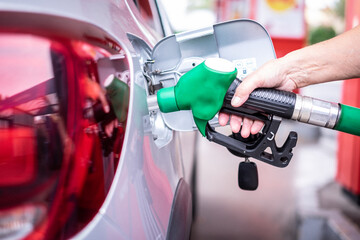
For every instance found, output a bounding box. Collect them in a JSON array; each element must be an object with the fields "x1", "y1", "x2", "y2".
[{"x1": 231, "y1": 76, "x2": 259, "y2": 107}]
